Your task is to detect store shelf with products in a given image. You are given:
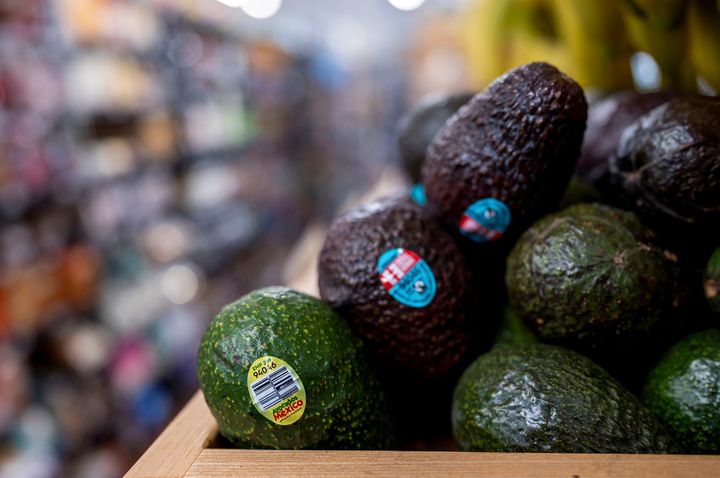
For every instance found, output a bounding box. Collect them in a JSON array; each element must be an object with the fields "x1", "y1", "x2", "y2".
[{"x1": 1, "y1": 1, "x2": 381, "y2": 476}]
